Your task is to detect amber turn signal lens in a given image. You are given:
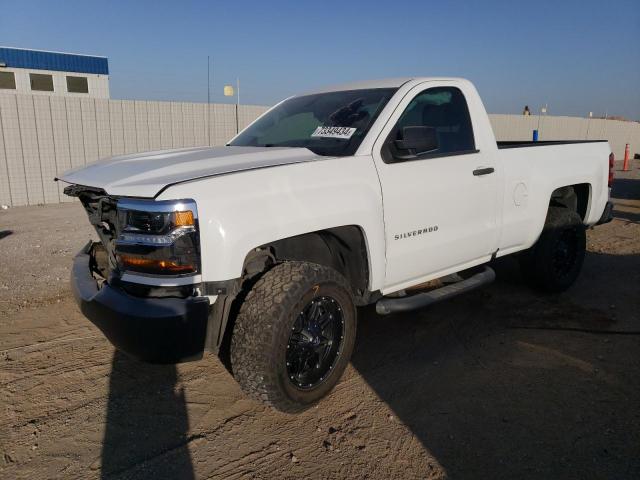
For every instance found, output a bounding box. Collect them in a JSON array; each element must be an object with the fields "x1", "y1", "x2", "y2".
[
  {"x1": 173, "y1": 210, "x2": 194, "y2": 227},
  {"x1": 119, "y1": 255, "x2": 195, "y2": 274}
]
